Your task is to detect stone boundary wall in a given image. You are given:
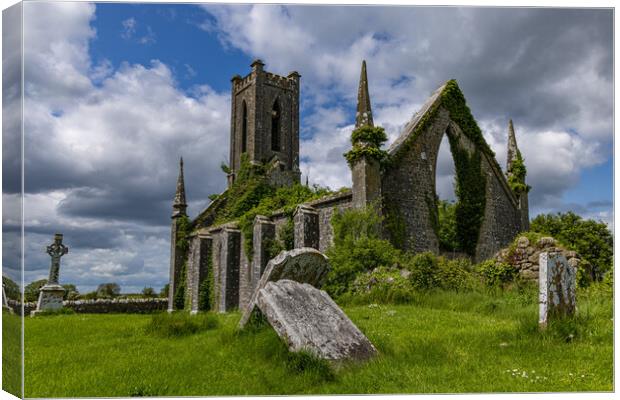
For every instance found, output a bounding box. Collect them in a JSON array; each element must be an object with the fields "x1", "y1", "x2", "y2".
[{"x1": 6, "y1": 298, "x2": 167, "y2": 315}]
